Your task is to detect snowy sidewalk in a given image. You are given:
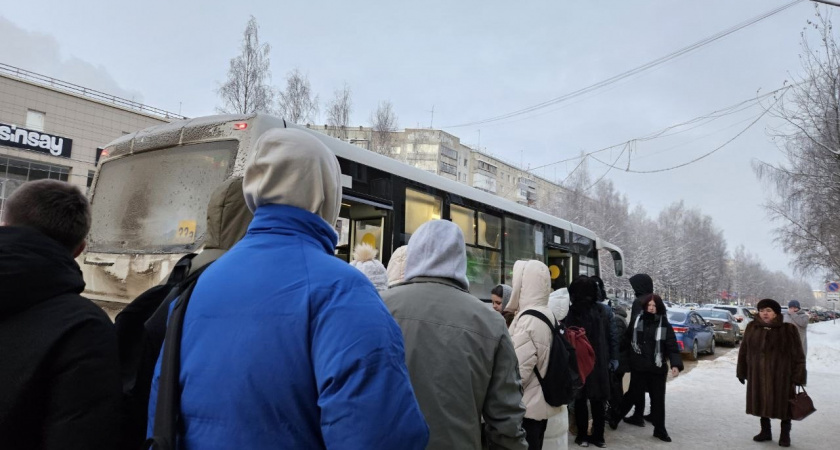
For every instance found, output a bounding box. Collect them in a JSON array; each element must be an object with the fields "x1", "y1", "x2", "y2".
[{"x1": 576, "y1": 321, "x2": 840, "y2": 449}]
